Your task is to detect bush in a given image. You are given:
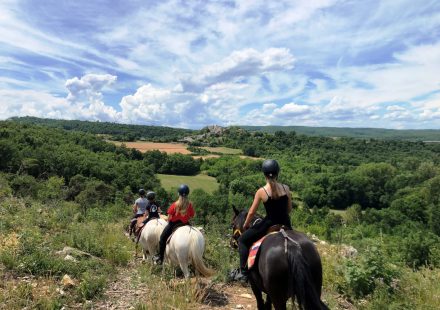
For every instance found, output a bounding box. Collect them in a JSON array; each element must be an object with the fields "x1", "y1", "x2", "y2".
[
  {"x1": 401, "y1": 231, "x2": 439, "y2": 269},
  {"x1": 10, "y1": 174, "x2": 40, "y2": 198},
  {"x1": 343, "y1": 247, "x2": 399, "y2": 298}
]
